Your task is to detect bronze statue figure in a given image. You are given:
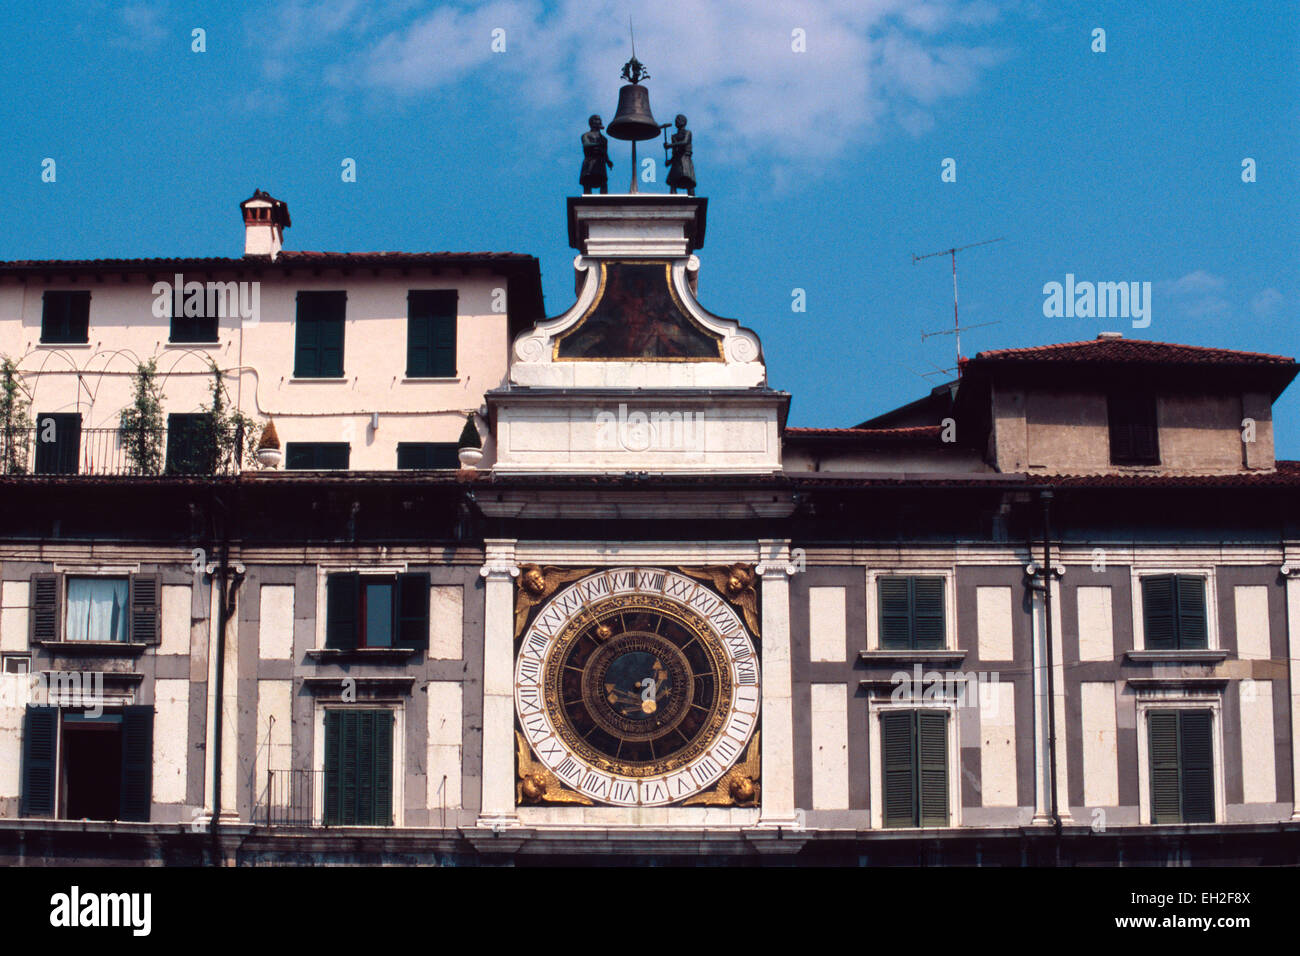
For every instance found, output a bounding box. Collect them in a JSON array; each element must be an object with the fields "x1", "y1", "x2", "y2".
[
  {"x1": 580, "y1": 115, "x2": 614, "y2": 195},
  {"x1": 664, "y1": 114, "x2": 695, "y2": 196}
]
